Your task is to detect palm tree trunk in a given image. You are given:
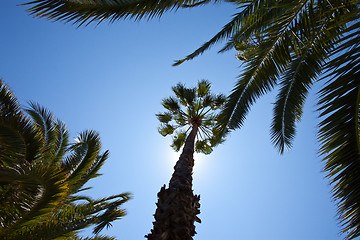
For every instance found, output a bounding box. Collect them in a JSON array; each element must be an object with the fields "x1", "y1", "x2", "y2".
[{"x1": 146, "y1": 126, "x2": 201, "y2": 240}]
